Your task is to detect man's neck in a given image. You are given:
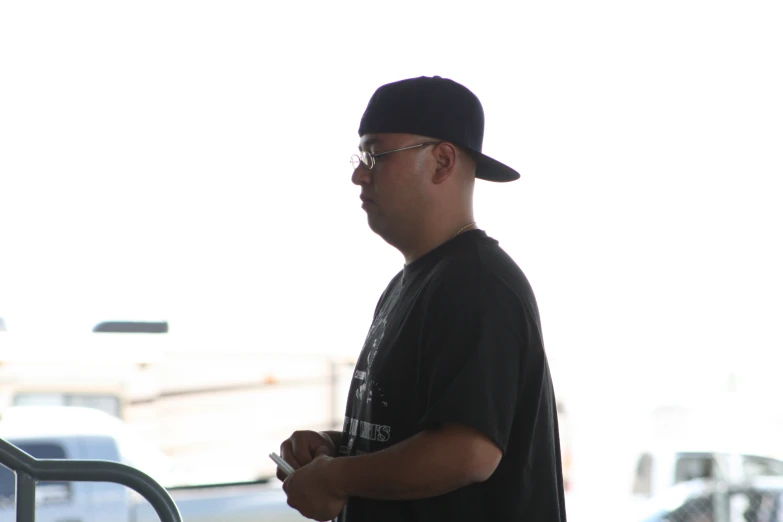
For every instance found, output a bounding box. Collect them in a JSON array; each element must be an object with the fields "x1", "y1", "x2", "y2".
[{"x1": 400, "y1": 220, "x2": 477, "y2": 265}]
